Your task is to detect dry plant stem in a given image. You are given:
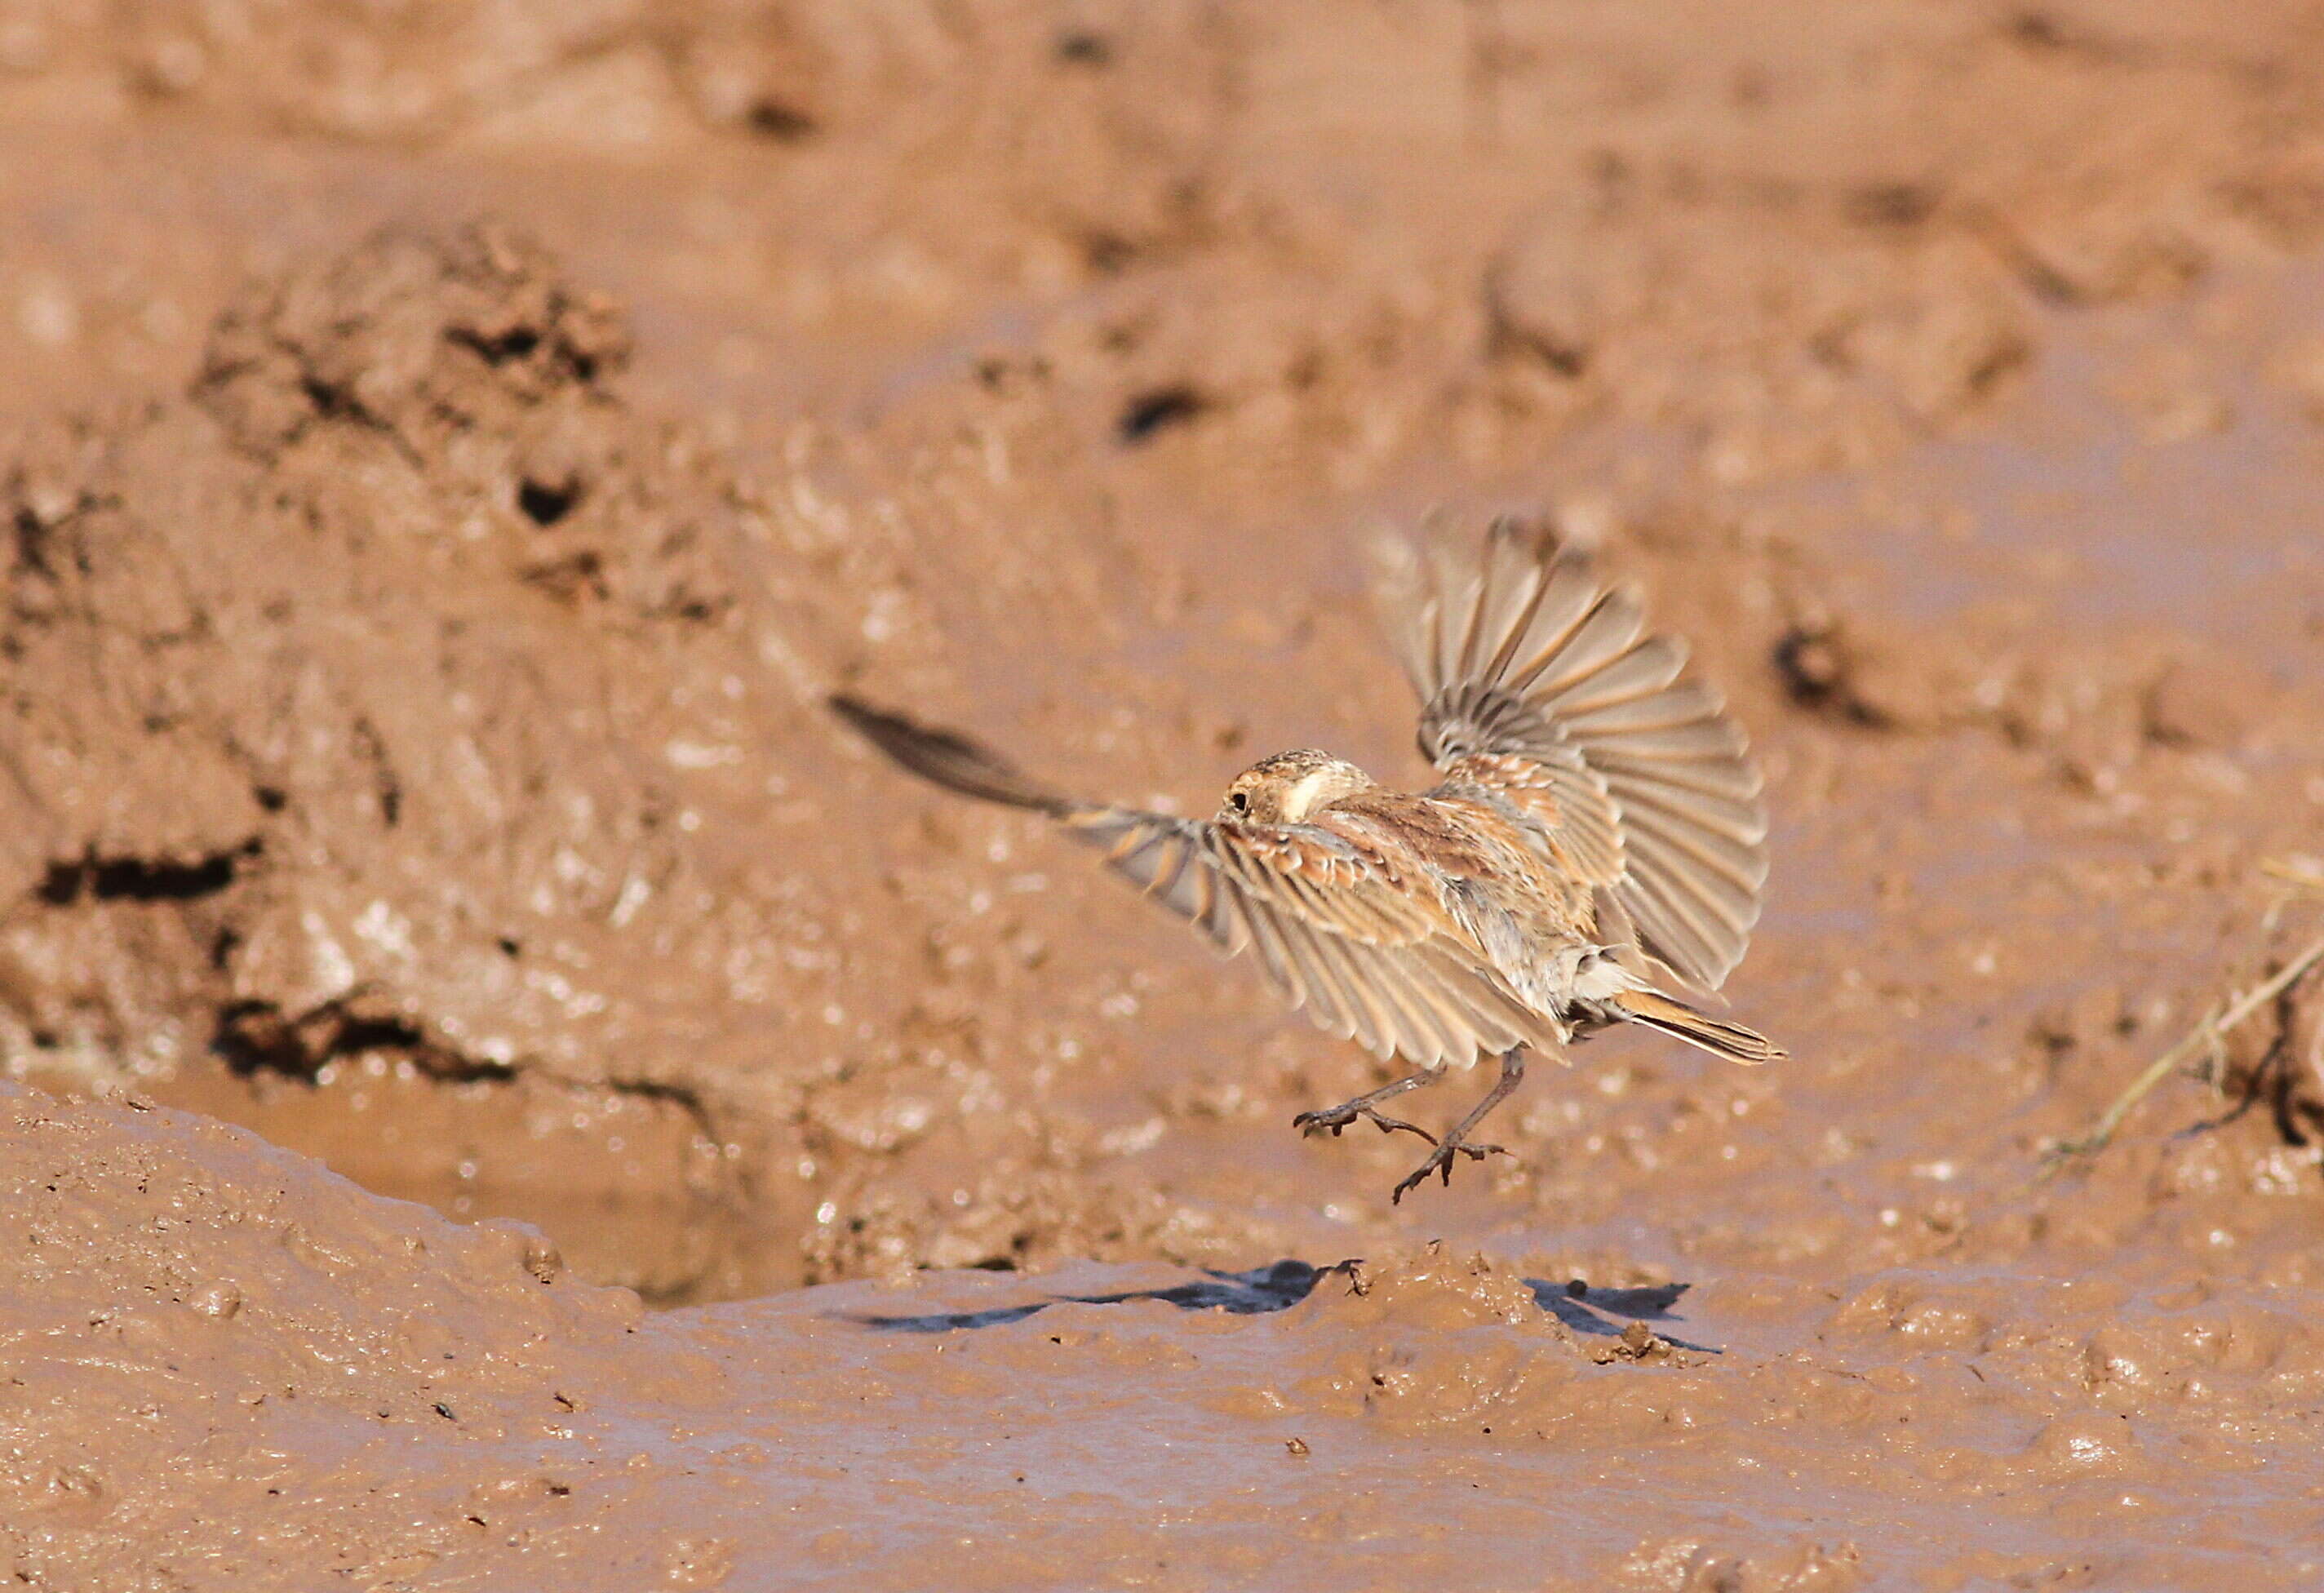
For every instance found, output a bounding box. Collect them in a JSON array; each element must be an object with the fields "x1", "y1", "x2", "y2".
[
  {"x1": 2044, "y1": 934, "x2": 2324, "y2": 1174},
  {"x1": 2260, "y1": 859, "x2": 2324, "y2": 894}
]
